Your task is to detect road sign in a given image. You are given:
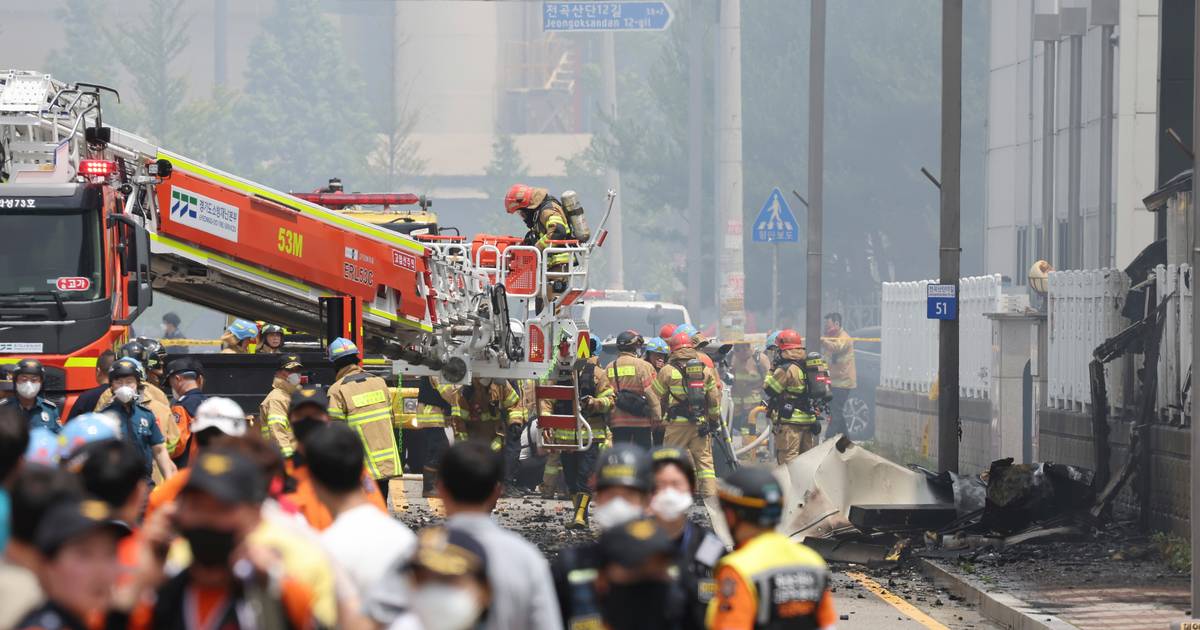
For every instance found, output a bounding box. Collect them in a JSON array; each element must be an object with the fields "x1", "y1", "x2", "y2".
[
  {"x1": 753, "y1": 188, "x2": 799, "y2": 243},
  {"x1": 927, "y1": 283, "x2": 957, "y2": 320},
  {"x1": 542, "y1": 2, "x2": 673, "y2": 32}
]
